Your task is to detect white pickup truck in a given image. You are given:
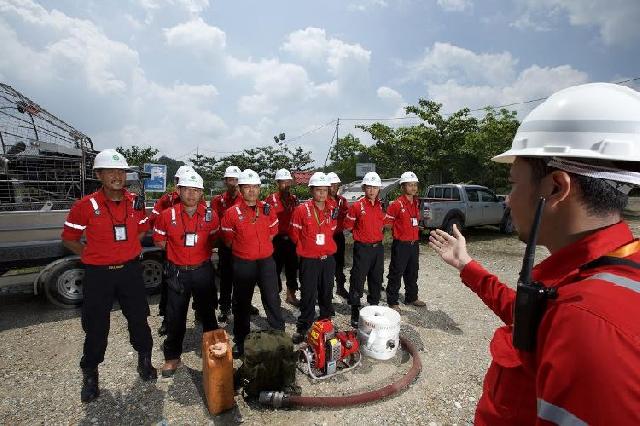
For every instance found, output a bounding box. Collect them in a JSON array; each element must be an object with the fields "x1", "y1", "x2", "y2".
[{"x1": 419, "y1": 184, "x2": 513, "y2": 234}]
